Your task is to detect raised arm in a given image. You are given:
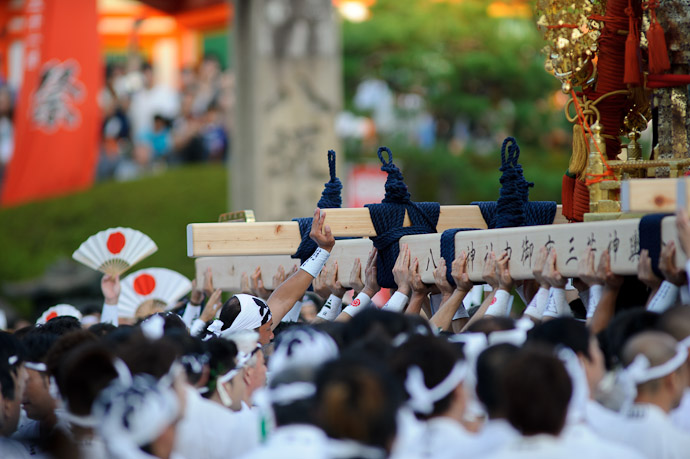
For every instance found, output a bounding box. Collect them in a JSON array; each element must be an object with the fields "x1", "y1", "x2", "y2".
[{"x1": 267, "y1": 208, "x2": 335, "y2": 327}]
